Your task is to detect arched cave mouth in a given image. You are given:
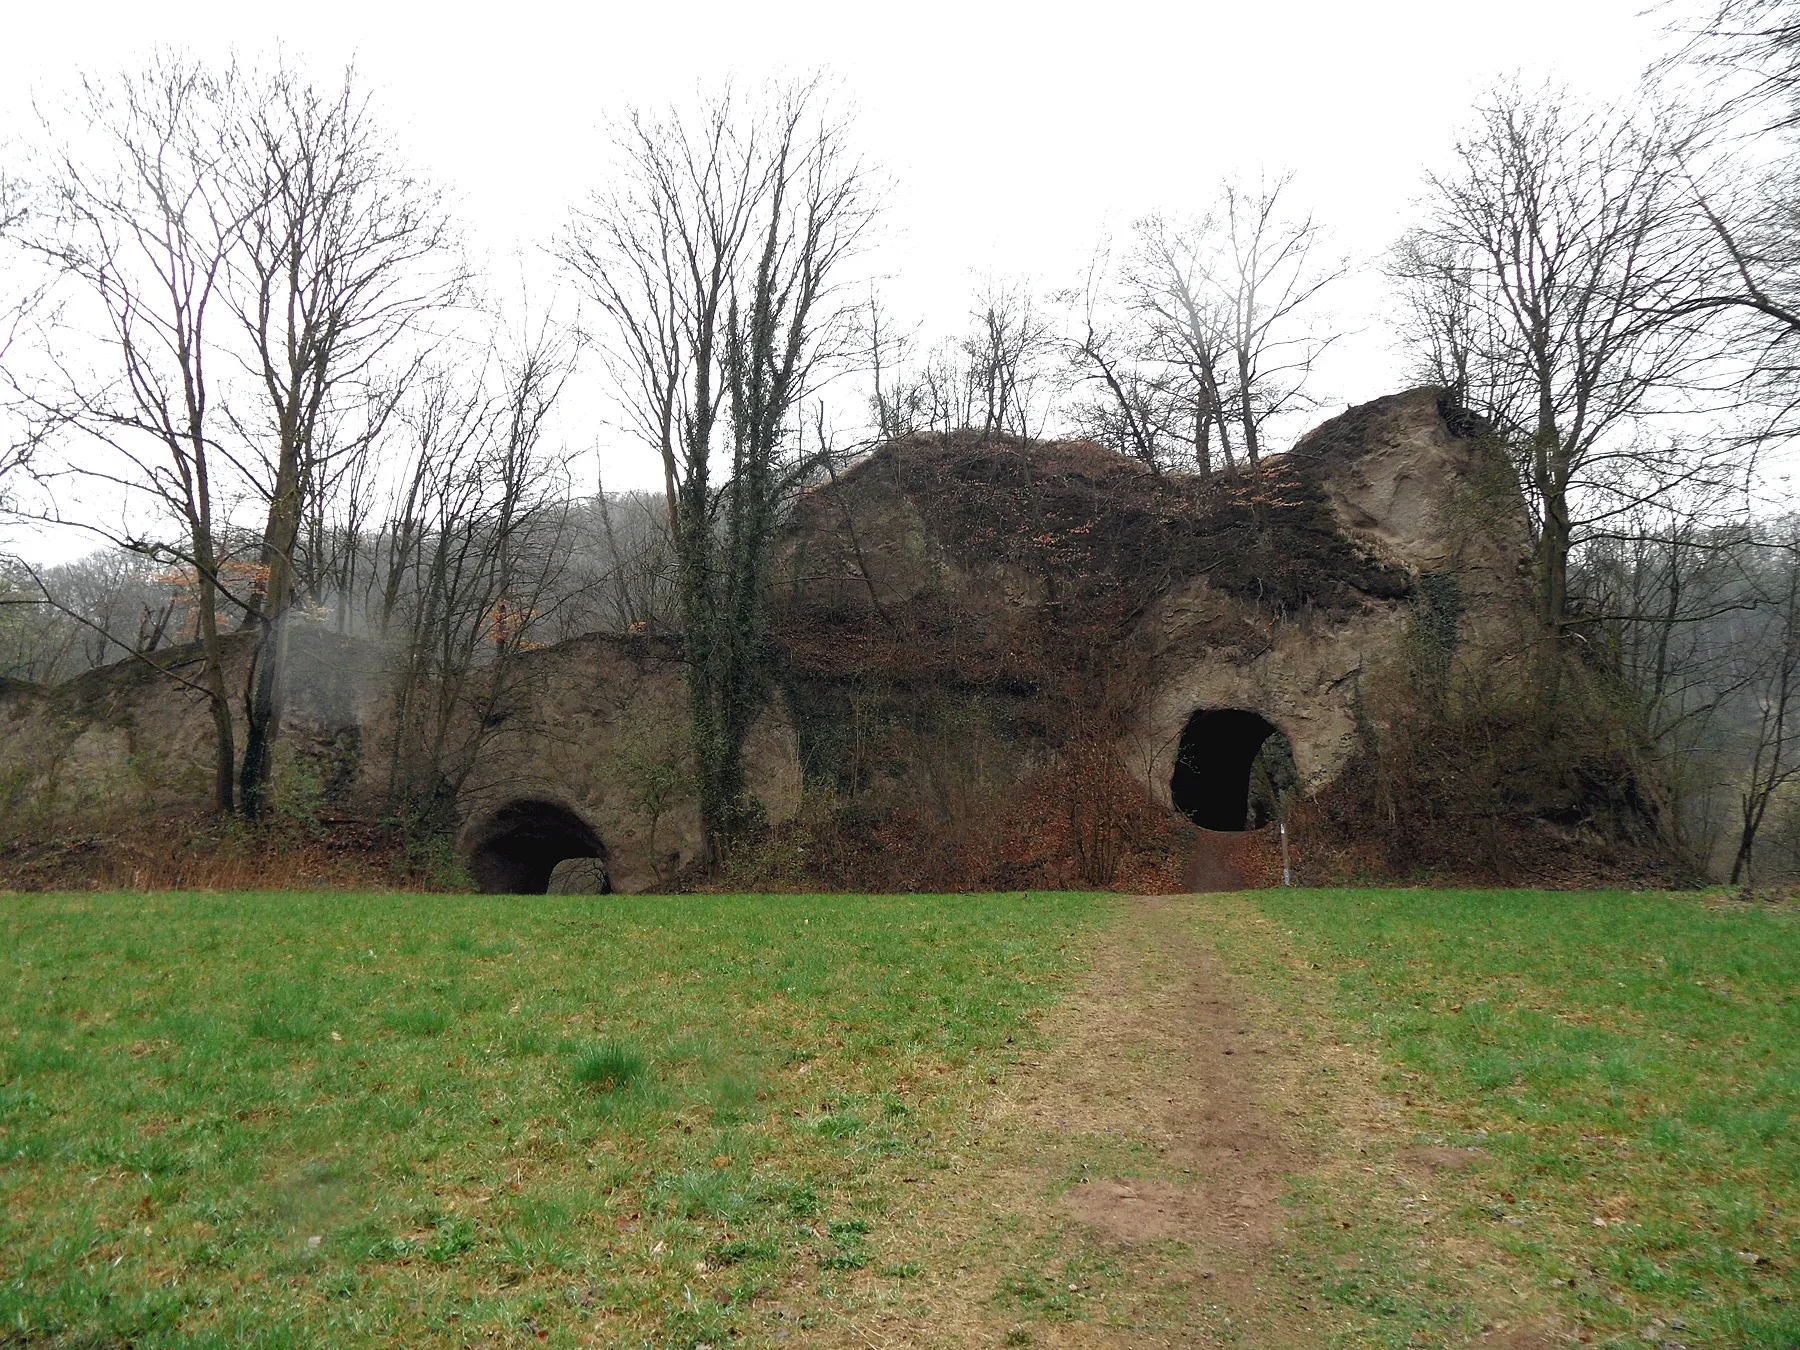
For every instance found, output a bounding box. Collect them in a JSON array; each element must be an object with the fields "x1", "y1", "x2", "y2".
[
  {"x1": 465, "y1": 799, "x2": 606, "y2": 895},
  {"x1": 1171, "y1": 709, "x2": 1299, "y2": 832}
]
